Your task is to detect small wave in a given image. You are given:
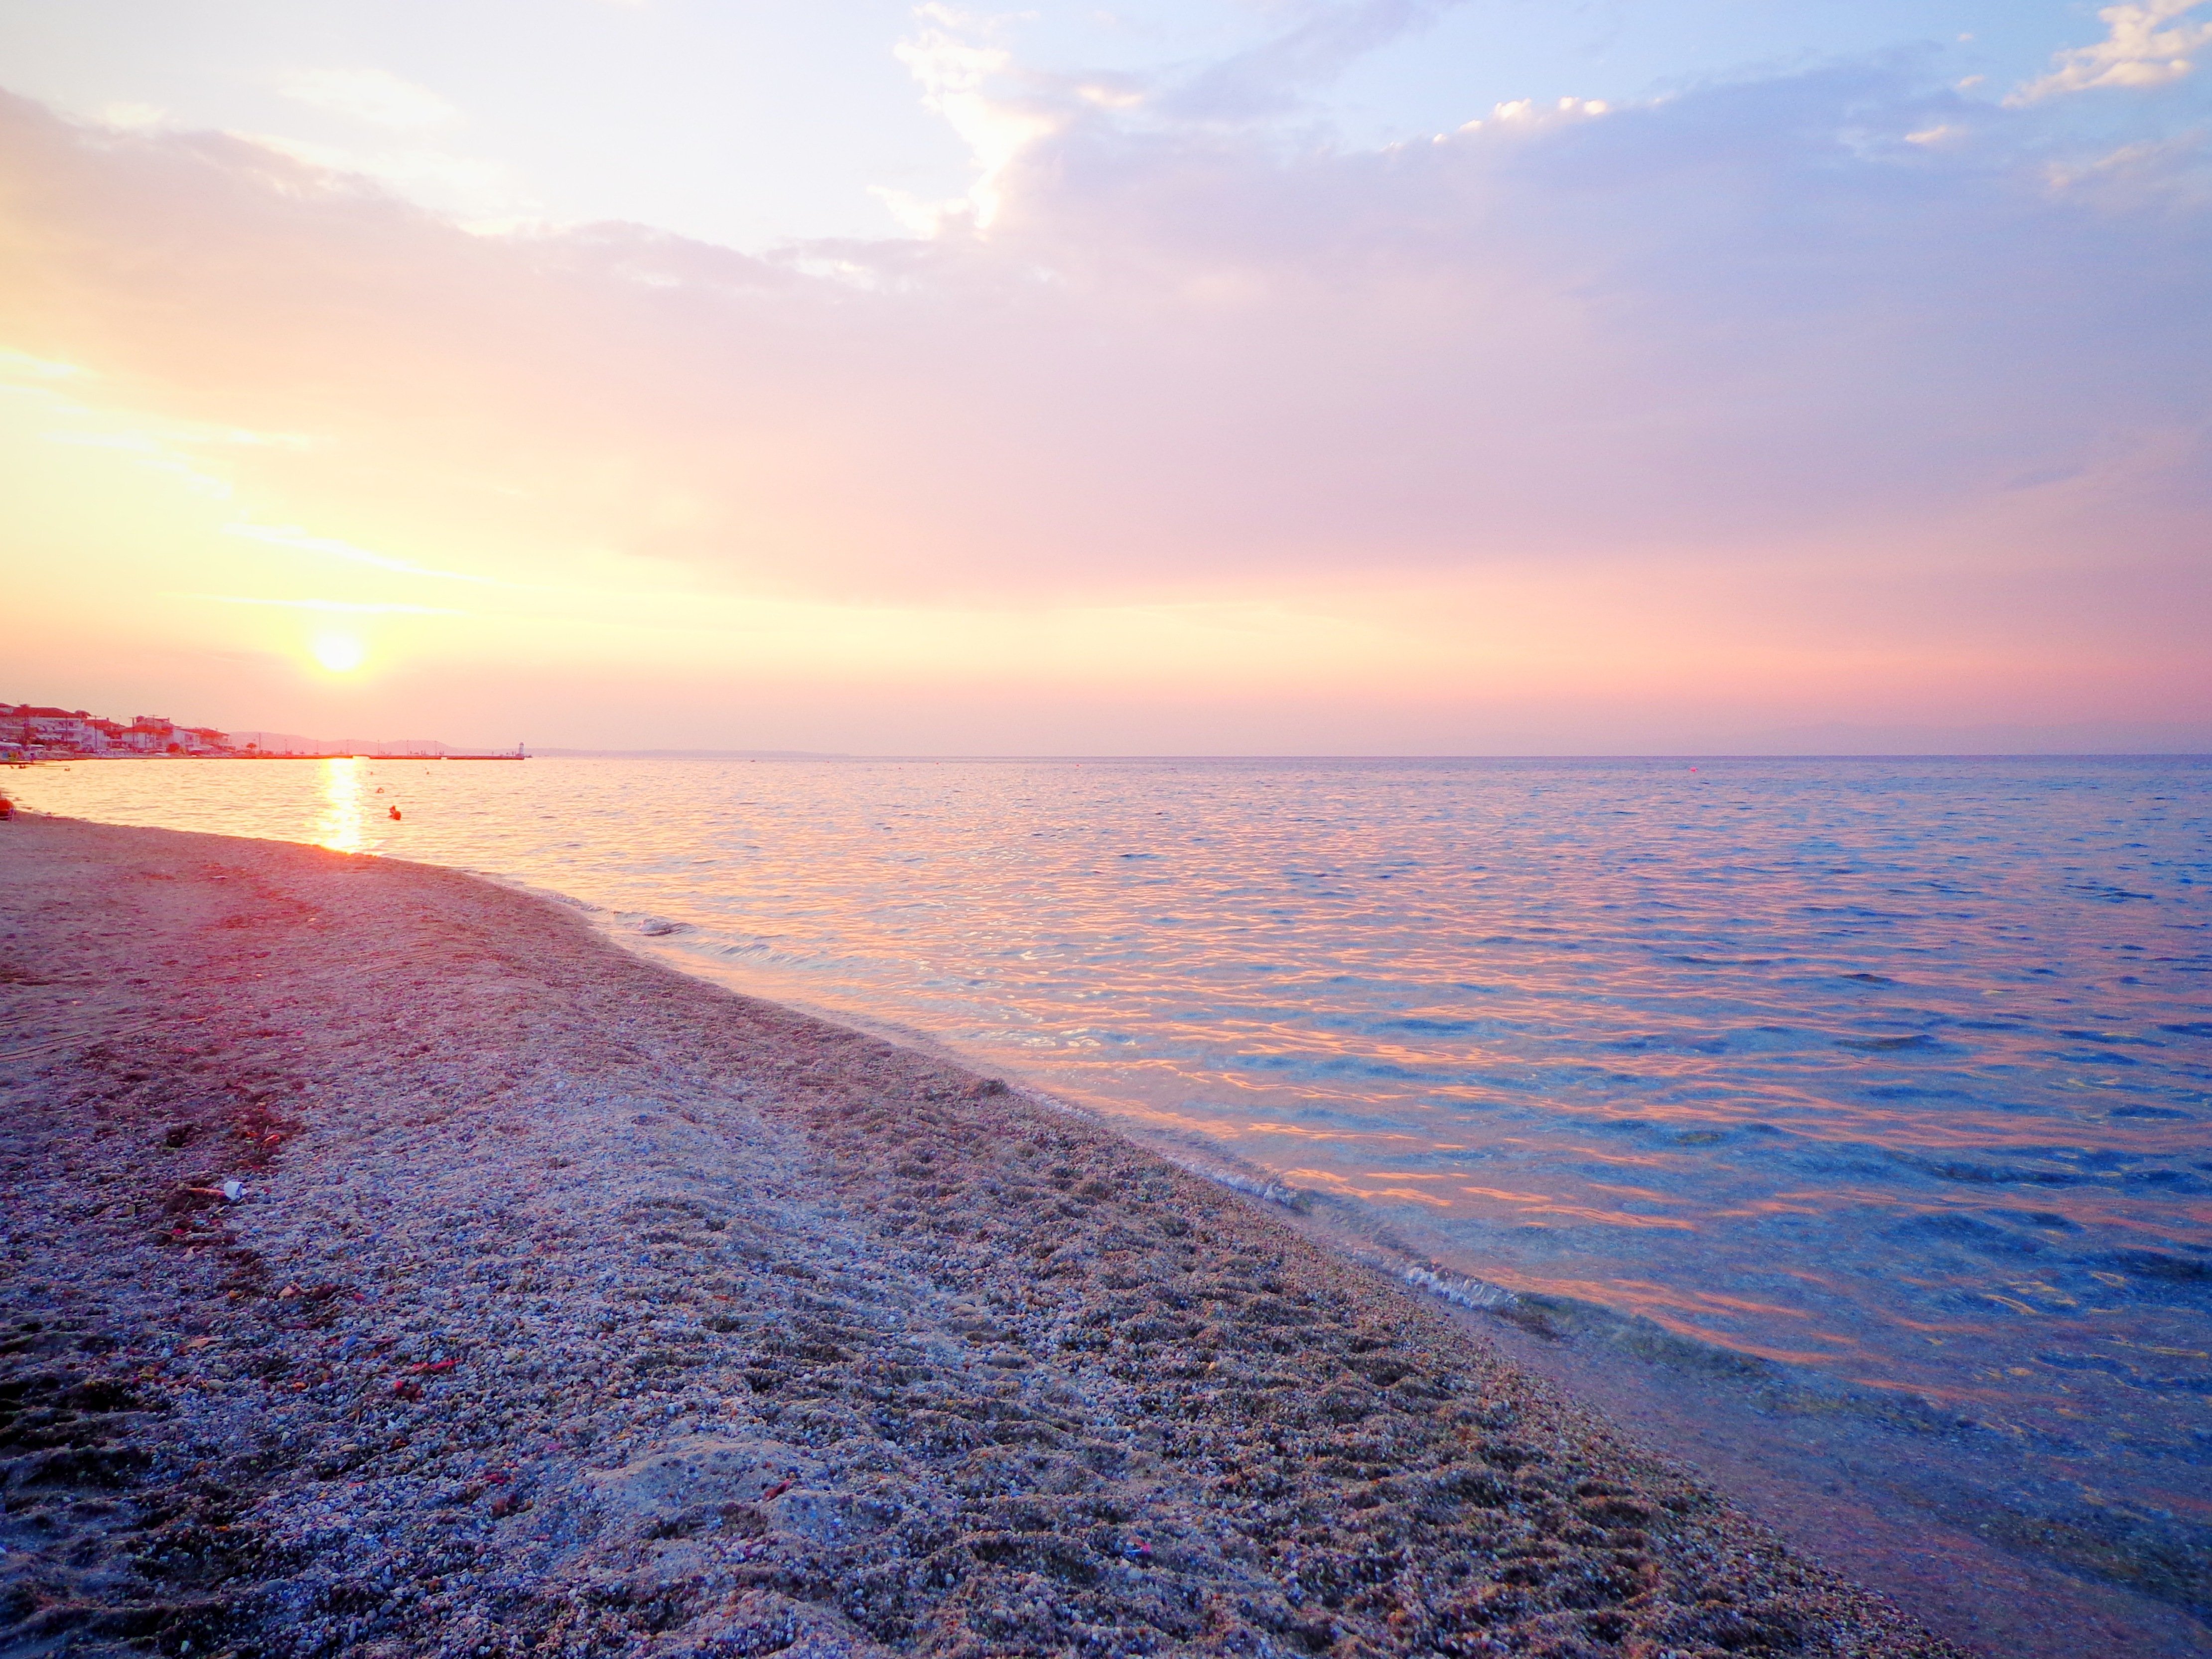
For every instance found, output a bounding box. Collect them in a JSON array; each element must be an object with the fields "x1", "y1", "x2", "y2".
[
  {"x1": 1397, "y1": 1261, "x2": 1518, "y2": 1312},
  {"x1": 1174, "y1": 1158, "x2": 1307, "y2": 1211},
  {"x1": 2101, "y1": 1249, "x2": 2212, "y2": 1284}
]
